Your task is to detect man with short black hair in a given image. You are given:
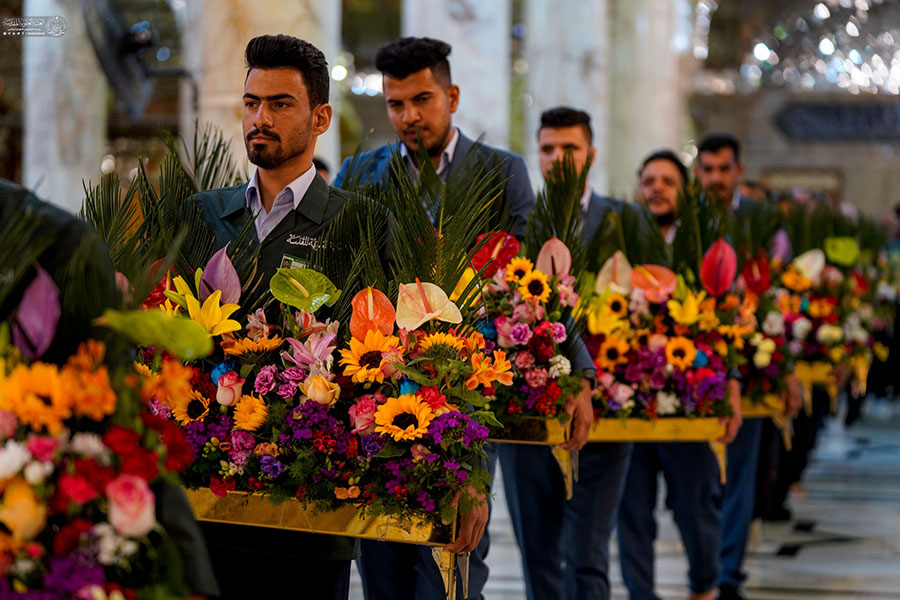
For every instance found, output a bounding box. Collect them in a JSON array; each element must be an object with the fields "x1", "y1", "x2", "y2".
[
  {"x1": 193, "y1": 34, "x2": 358, "y2": 600},
  {"x1": 637, "y1": 149, "x2": 688, "y2": 248},
  {"x1": 334, "y1": 36, "x2": 537, "y2": 600},
  {"x1": 695, "y1": 133, "x2": 745, "y2": 210},
  {"x1": 497, "y1": 106, "x2": 639, "y2": 600}
]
